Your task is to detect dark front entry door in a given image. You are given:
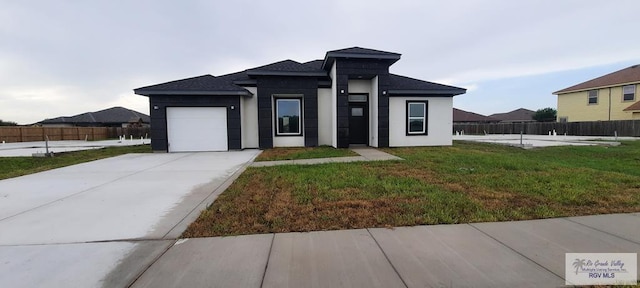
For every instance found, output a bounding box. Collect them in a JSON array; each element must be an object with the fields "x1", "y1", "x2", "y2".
[{"x1": 349, "y1": 102, "x2": 368, "y2": 145}]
